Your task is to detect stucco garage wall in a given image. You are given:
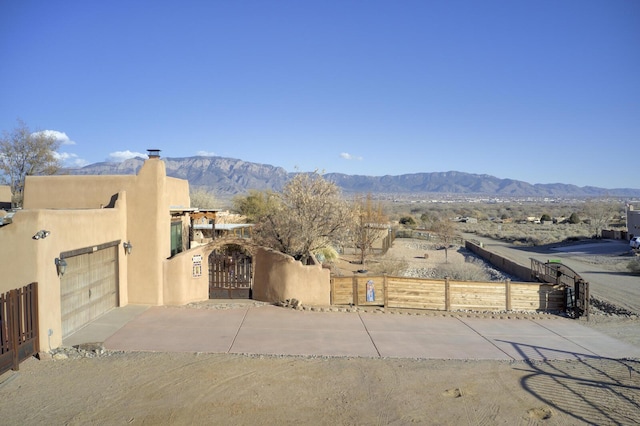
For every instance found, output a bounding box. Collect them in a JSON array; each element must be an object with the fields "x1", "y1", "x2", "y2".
[
  {"x1": 252, "y1": 247, "x2": 330, "y2": 306},
  {"x1": 0, "y1": 196, "x2": 128, "y2": 349}
]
